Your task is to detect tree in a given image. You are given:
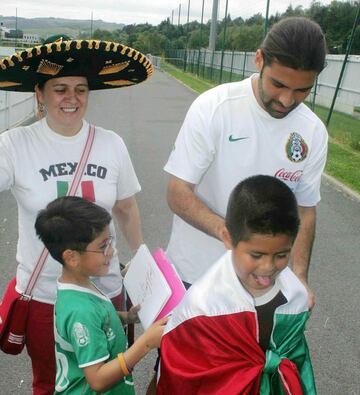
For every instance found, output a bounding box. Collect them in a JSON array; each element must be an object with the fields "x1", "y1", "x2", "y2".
[
  {"x1": 283, "y1": 5, "x2": 305, "y2": 17},
  {"x1": 80, "y1": 1, "x2": 360, "y2": 55},
  {"x1": 306, "y1": 1, "x2": 328, "y2": 32},
  {"x1": 245, "y1": 13, "x2": 264, "y2": 26},
  {"x1": 231, "y1": 24, "x2": 263, "y2": 51},
  {"x1": 233, "y1": 16, "x2": 244, "y2": 26},
  {"x1": 352, "y1": 25, "x2": 360, "y2": 55},
  {"x1": 92, "y1": 29, "x2": 116, "y2": 41},
  {"x1": 317, "y1": 1, "x2": 358, "y2": 52},
  {"x1": 188, "y1": 28, "x2": 209, "y2": 49}
]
